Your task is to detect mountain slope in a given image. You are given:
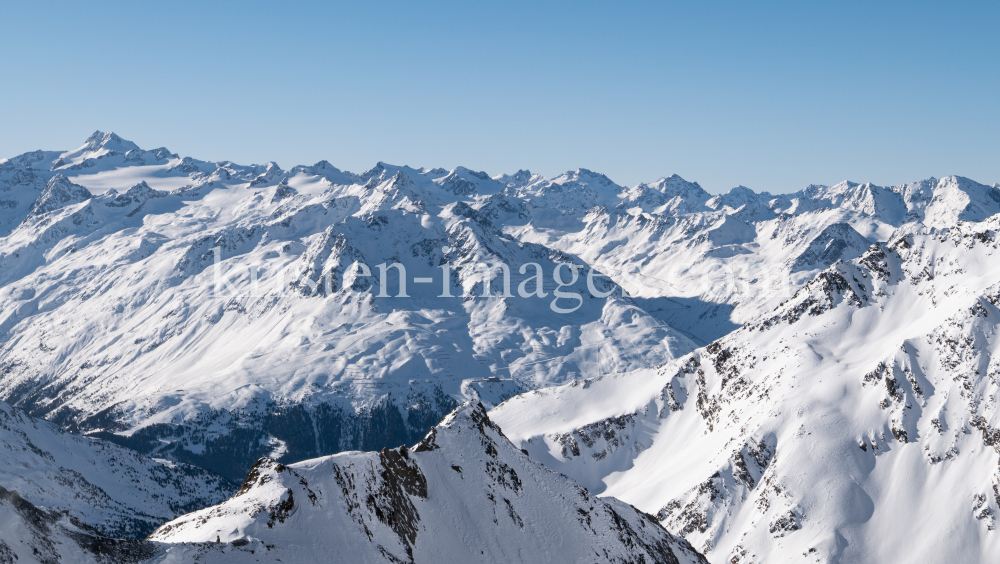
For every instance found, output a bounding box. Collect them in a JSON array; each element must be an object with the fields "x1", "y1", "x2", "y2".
[
  {"x1": 0, "y1": 485, "x2": 158, "y2": 564},
  {"x1": 492, "y1": 218, "x2": 1000, "y2": 563},
  {"x1": 0, "y1": 400, "x2": 232, "y2": 538},
  {"x1": 148, "y1": 402, "x2": 708, "y2": 564}
]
